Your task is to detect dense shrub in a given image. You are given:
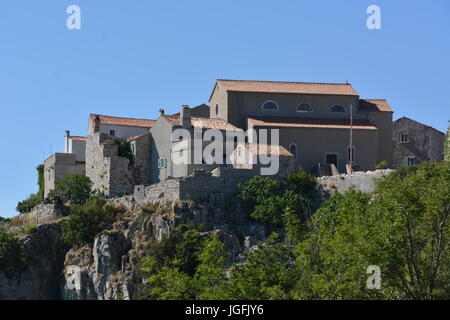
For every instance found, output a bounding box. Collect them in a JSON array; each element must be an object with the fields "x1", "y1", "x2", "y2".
[
  {"x1": 48, "y1": 174, "x2": 92, "y2": 205},
  {"x1": 16, "y1": 193, "x2": 42, "y2": 214},
  {"x1": 60, "y1": 197, "x2": 118, "y2": 247},
  {"x1": 0, "y1": 231, "x2": 27, "y2": 276}
]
